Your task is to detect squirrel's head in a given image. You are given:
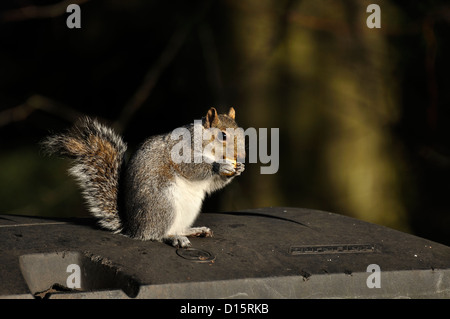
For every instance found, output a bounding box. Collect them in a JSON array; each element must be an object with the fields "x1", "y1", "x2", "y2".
[{"x1": 202, "y1": 107, "x2": 246, "y2": 164}]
